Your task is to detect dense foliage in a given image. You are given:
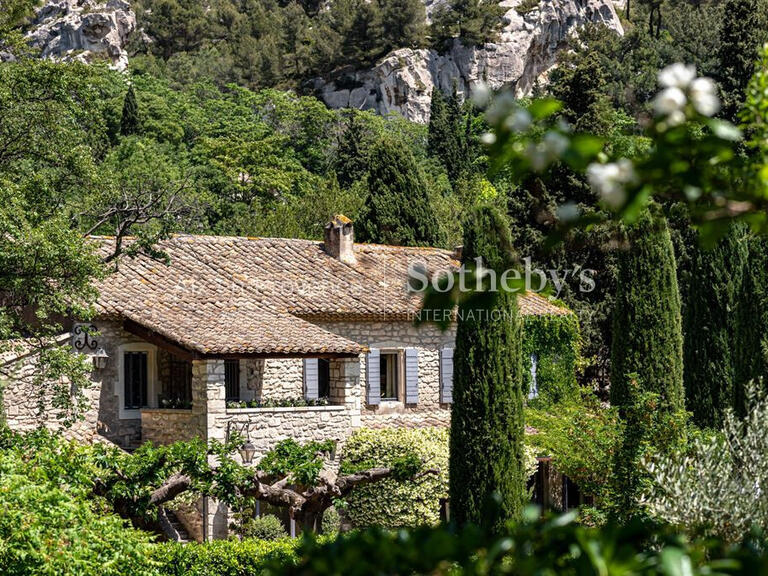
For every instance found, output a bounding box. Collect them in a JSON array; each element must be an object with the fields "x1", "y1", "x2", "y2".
[
  {"x1": 610, "y1": 209, "x2": 684, "y2": 412},
  {"x1": 355, "y1": 136, "x2": 443, "y2": 246},
  {"x1": 151, "y1": 538, "x2": 299, "y2": 576},
  {"x1": 449, "y1": 205, "x2": 525, "y2": 532},
  {"x1": 522, "y1": 312, "x2": 580, "y2": 406},
  {"x1": 0, "y1": 429, "x2": 156, "y2": 576},
  {"x1": 341, "y1": 427, "x2": 449, "y2": 528},
  {"x1": 683, "y1": 226, "x2": 747, "y2": 428},
  {"x1": 274, "y1": 508, "x2": 768, "y2": 575},
  {"x1": 644, "y1": 388, "x2": 768, "y2": 541}
]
